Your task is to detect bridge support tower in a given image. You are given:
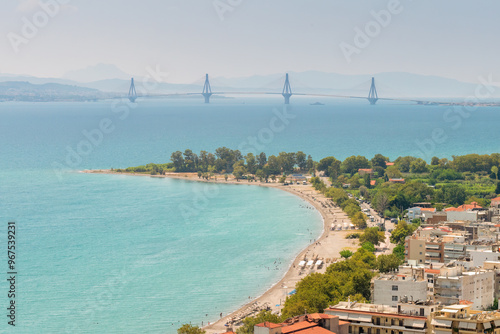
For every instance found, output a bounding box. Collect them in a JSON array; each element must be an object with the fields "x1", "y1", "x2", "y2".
[
  {"x1": 202, "y1": 74, "x2": 212, "y2": 103},
  {"x1": 282, "y1": 73, "x2": 292, "y2": 104},
  {"x1": 367, "y1": 77, "x2": 378, "y2": 105},
  {"x1": 128, "y1": 78, "x2": 137, "y2": 102}
]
